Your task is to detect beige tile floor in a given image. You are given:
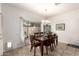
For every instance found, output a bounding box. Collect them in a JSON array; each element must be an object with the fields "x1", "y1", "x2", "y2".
[{"x1": 3, "y1": 42, "x2": 79, "y2": 56}]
